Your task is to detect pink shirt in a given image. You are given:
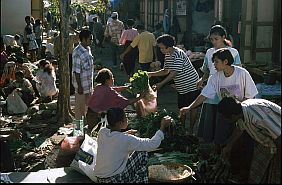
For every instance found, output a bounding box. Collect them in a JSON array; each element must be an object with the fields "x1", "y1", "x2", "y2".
[
  {"x1": 119, "y1": 28, "x2": 138, "y2": 45},
  {"x1": 87, "y1": 84, "x2": 130, "y2": 113}
]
